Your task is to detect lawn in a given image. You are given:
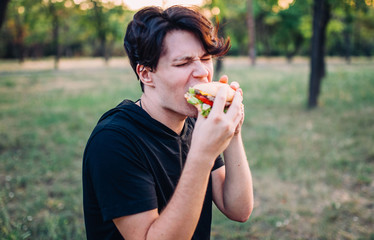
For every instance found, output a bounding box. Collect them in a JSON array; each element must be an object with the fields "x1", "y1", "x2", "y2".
[{"x1": 0, "y1": 57, "x2": 373, "y2": 239}]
